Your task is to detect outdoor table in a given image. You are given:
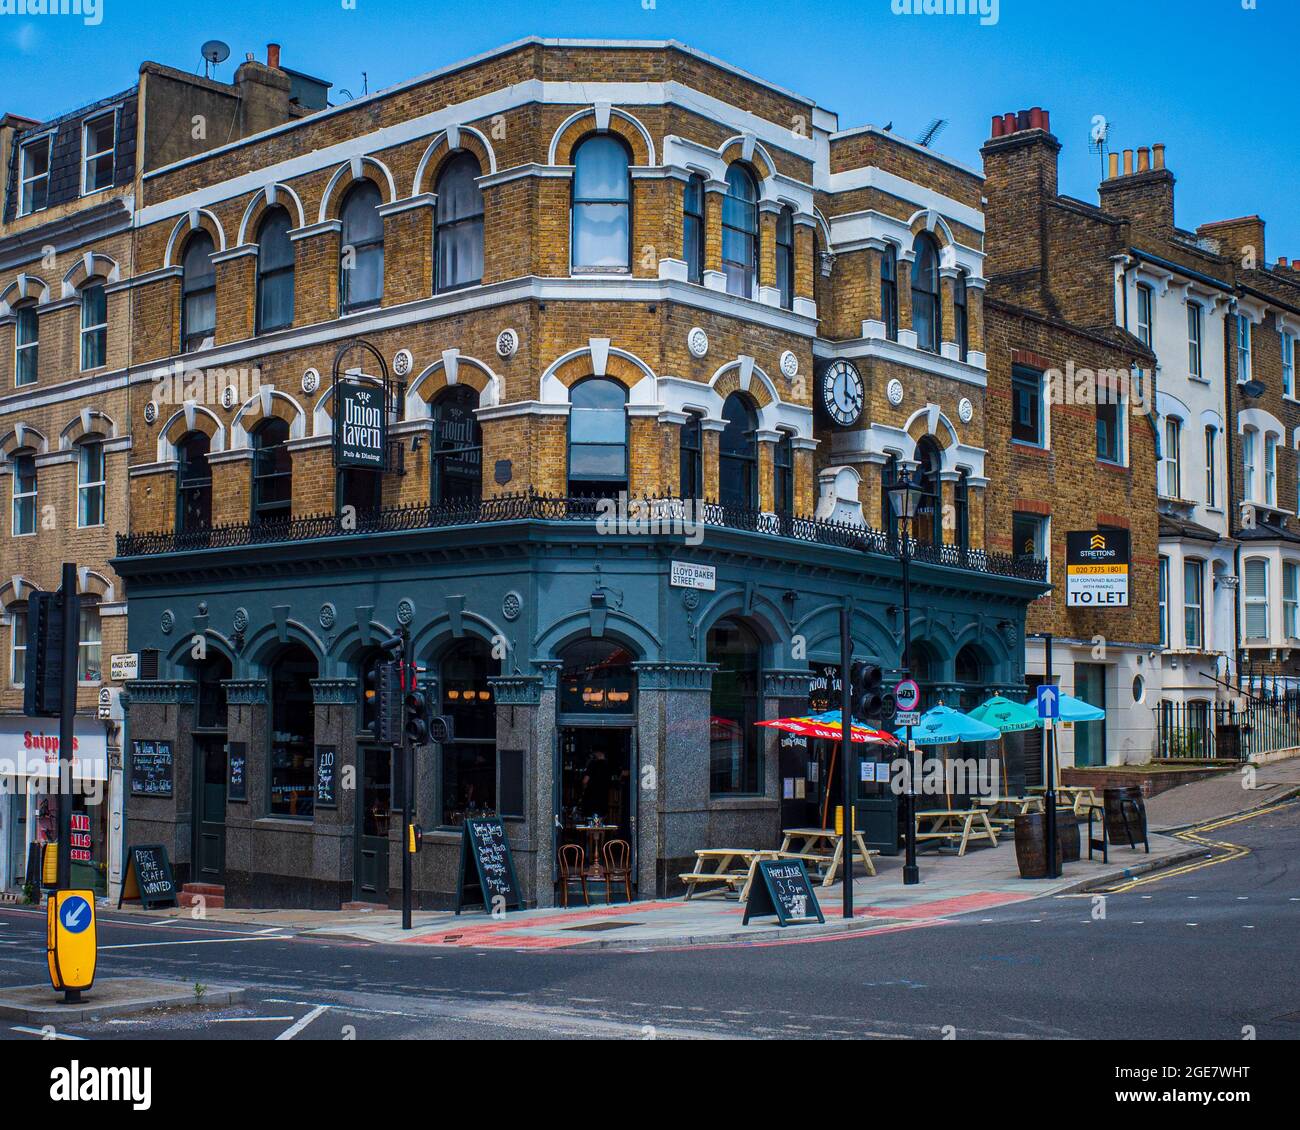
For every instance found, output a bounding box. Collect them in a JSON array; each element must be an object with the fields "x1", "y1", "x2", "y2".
[
  {"x1": 778, "y1": 826, "x2": 878, "y2": 885},
  {"x1": 914, "y1": 808, "x2": 1000, "y2": 856},
  {"x1": 575, "y1": 823, "x2": 617, "y2": 879},
  {"x1": 679, "y1": 849, "x2": 780, "y2": 901},
  {"x1": 976, "y1": 795, "x2": 1044, "y2": 829},
  {"x1": 1028, "y1": 785, "x2": 1099, "y2": 815}
]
